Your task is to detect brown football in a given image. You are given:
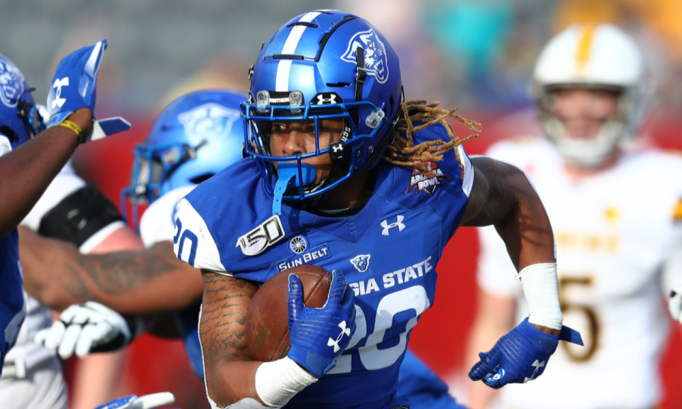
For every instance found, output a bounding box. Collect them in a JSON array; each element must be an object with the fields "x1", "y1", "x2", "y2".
[{"x1": 246, "y1": 265, "x2": 333, "y2": 362}]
